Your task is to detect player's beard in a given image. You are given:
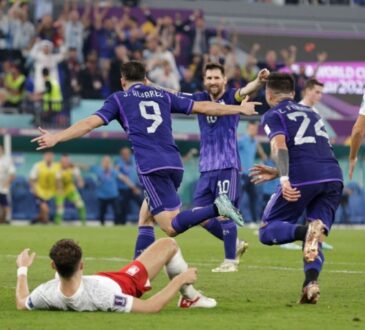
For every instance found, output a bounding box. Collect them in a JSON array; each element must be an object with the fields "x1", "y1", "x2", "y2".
[{"x1": 207, "y1": 84, "x2": 224, "y2": 99}]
